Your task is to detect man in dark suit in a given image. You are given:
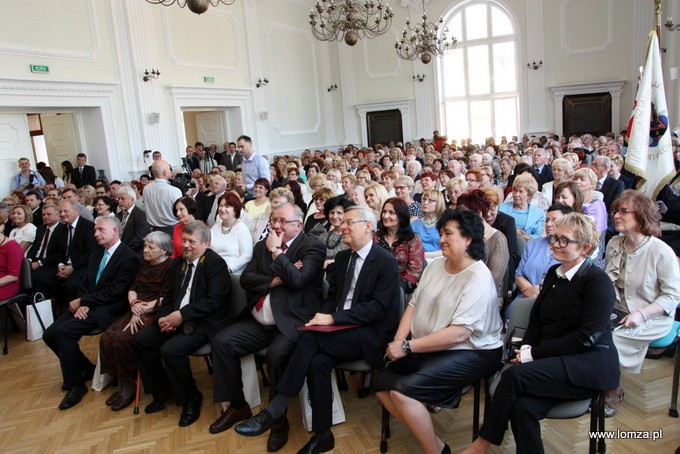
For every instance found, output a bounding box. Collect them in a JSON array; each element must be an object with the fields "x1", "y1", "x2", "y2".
[
  {"x1": 236, "y1": 206, "x2": 401, "y2": 453},
  {"x1": 115, "y1": 186, "x2": 150, "y2": 254},
  {"x1": 201, "y1": 175, "x2": 227, "y2": 227},
  {"x1": 71, "y1": 153, "x2": 97, "y2": 188},
  {"x1": 592, "y1": 156, "x2": 625, "y2": 211},
  {"x1": 43, "y1": 216, "x2": 141, "y2": 409},
  {"x1": 184, "y1": 146, "x2": 200, "y2": 172},
  {"x1": 32, "y1": 199, "x2": 99, "y2": 305},
  {"x1": 27, "y1": 203, "x2": 60, "y2": 270},
  {"x1": 532, "y1": 148, "x2": 552, "y2": 190},
  {"x1": 208, "y1": 203, "x2": 325, "y2": 450},
  {"x1": 133, "y1": 221, "x2": 232, "y2": 427},
  {"x1": 221, "y1": 141, "x2": 243, "y2": 171},
  {"x1": 25, "y1": 190, "x2": 43, "y2": 227}
]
